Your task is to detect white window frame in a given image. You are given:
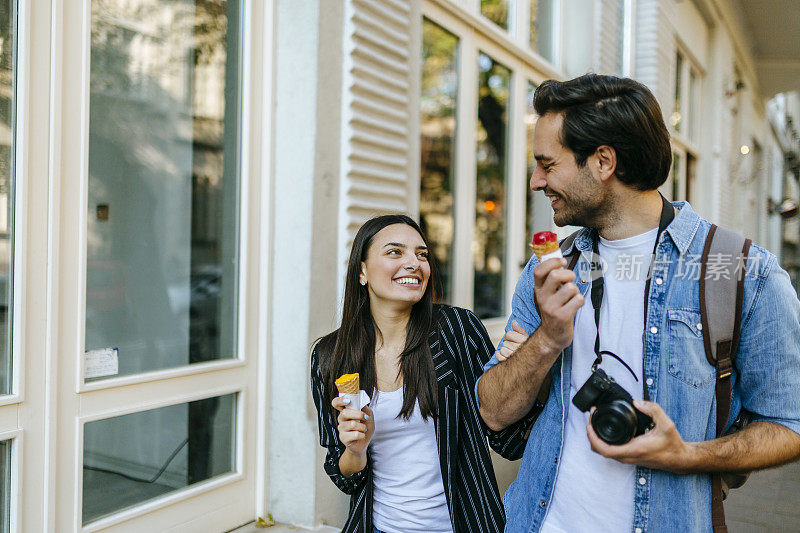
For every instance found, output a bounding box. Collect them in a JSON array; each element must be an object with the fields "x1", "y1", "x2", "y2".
[
  {"x1": 76, "y1": 387, "x2": 246, "y2": 533},
  {"x1": 668, "y1": 41, "x2": 702, "y2": 206},
  {"x1": 671, "y1": 41, "x2": 703, "y2": 154},
  {"x1": 47, "y1": 0, "x2": 272, "y2": 530},
  {"x1": 423, "y1": 0, "x2": 563, "y2": 340},
  {"x1": 0, "y1": 0, "x2": 31, "y2": 411}
]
